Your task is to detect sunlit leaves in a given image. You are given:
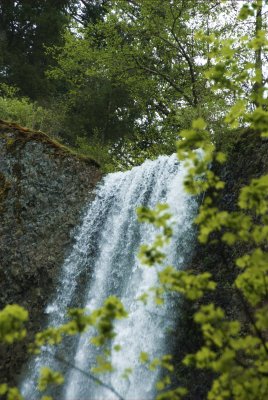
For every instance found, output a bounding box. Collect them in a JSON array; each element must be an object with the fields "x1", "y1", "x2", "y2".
[
  {"x1": 238, "y1": 4, "x2": 255, "y2": 20},
  {"x1": 0, "y1": 304, "x2": 28, "y2": 344},
  {"x1": 235, "y1": 249, "x2": 268, "y2": 306},
  {"x1": 158, "y1": 266, "x2": 216, "y2": 300},
  {"x1": 0, "y1": 386, "x2": 23, "y2": 400},
  {"x1": 139, "y1": 244, "x2": 166, "y2": 267},
  {"x1": 224, "y1": 100, "x2": 247, "y2": 128},
  {"x1": 173, "y1": 3, "x2": 268, "y2": 398},
  {"x1": 156, "y1": 387, "x2": 188, "y2": 400},
  {"x1": 139, "y1": 351, "x2": 149, "y2": 364},
  {"x1": 30, "y1": 296, "x2": 127, "y2": 353},
  {"x1": 239, "y1": 175, "x2": 268, "y2": 214},
  {"x1": 137, "y1": 204, "x2": 173, "y2": 237},
  {"x1": 91, "y1": 355, "x2": 114, "y2": 374},
  {"x1": 177, "y1": 118, "x2": 225, "y2": 196},
  {"x1": 156, "y1": 375, "x2": 171, "y2": 391},
  {"x1": 90, "y1": 296, "x2": 128, "y2": 347},
  {"x1": 38, "y1": 367, "x2": 64, "y2": 392},
  {"x1": 249, "y1": 108, "x2": 268, "y2": 135},
  {"x1": 137, "y1": 204, "x2": 173, "y2": 267},
  {"x1": 139, "y1": 352, "x2": 174, "y2": 373},
  {"x1": 121, "y1": 367, "x2": 133, "y2": 380},
  {"x1": 0, "y1": 384, "x2": 8, "y2": 396}
]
